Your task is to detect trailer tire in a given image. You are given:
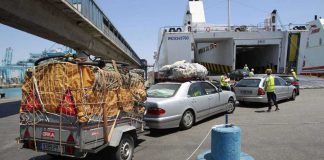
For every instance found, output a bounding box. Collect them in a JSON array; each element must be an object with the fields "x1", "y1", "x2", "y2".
[
  {"x1": 115, "y1": 134, "x2": 134, "y2": 160},
  {"x1": 47, "y1": 154, "x2": 63, "y2": 159}
]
